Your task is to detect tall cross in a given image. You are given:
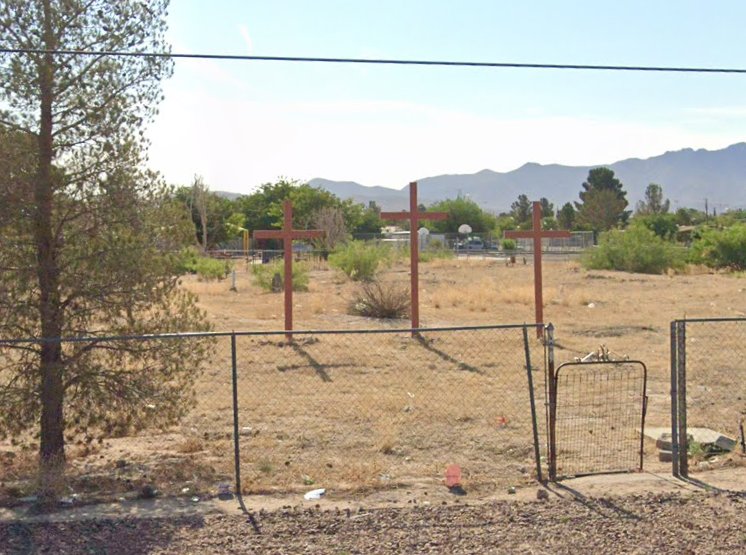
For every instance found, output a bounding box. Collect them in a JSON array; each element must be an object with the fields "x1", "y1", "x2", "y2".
[
  {"x1": 381, "y1": 182, "x2": 448, "y2": 332},
  {"x1": 505, "y1": 201, "x2": 571, "y2": 338},
  {"x1": 253, "y1": 200, "x2": 324, "y2": 340}
]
